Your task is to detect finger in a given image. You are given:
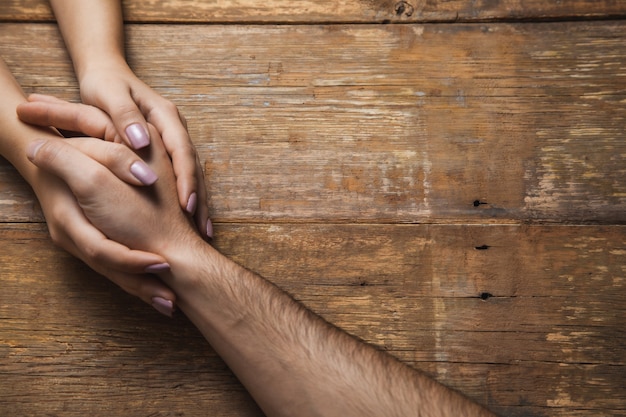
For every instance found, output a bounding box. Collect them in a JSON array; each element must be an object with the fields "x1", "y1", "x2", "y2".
[
  {"x1": 27, "y1": 93, "x2": 71, "y2": 104},
  {"x1": 75, "y1": 232, "x2": 169, "y2": 275},
  {"x1": 149, "y1": 107, "x2": 200, "y2": 212},
  {"x1": 149, "y1": 109, "x2": 212, "y2": 239},
  {"x1": 54, "y1": 223, "x2": 169, "y2": 275},
  {"x1": 88, "y1": 84, "x2": 151, "y2": 150},
  {"x1": 64, "y1": 138, "x2": 158, "y2": 186},
  {"x1": 47, "y1": 209, "x2": 176, "y2": 316},
  {"x1": 194, "y1": 154, "x2": 213, "y2": 240},
  {"x1": 27, "y1": 138, "x2": 116, "y2": 201},
  {"x1": 106, "y1": 270, "x2": 177, "y2": 317},
  {"x1": 17, "y1": 99, "x2": 121, "y2": 143}
]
